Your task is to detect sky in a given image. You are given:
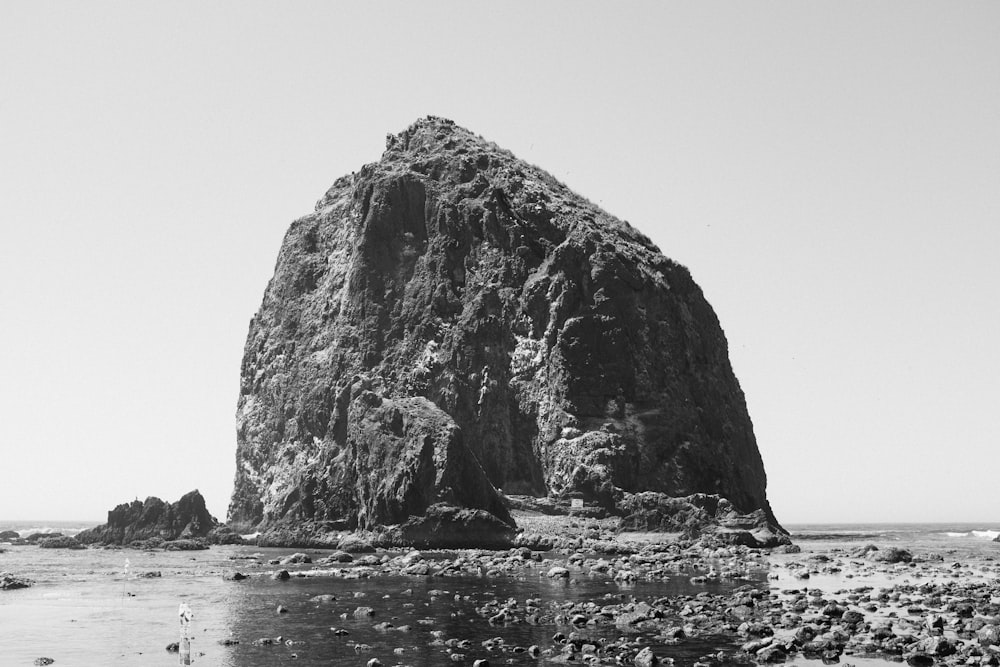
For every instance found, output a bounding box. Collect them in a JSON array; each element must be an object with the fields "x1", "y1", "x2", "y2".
[{"x1": 1, "y1": 2, "x2": 997, "y2": 525}]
